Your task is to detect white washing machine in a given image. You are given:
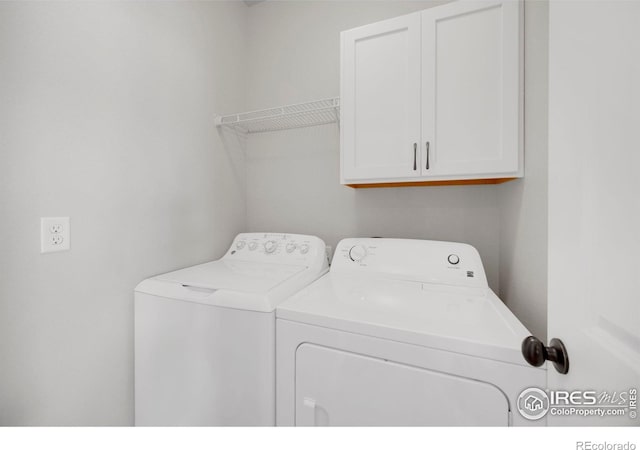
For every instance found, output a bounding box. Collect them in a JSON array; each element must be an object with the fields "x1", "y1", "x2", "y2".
[
  {"x1": 276, "y1": 238, "x2": 546, "y2": 426},
  {"x1": 134, "y1": 232, "x2": 328, "y2": 426}
]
